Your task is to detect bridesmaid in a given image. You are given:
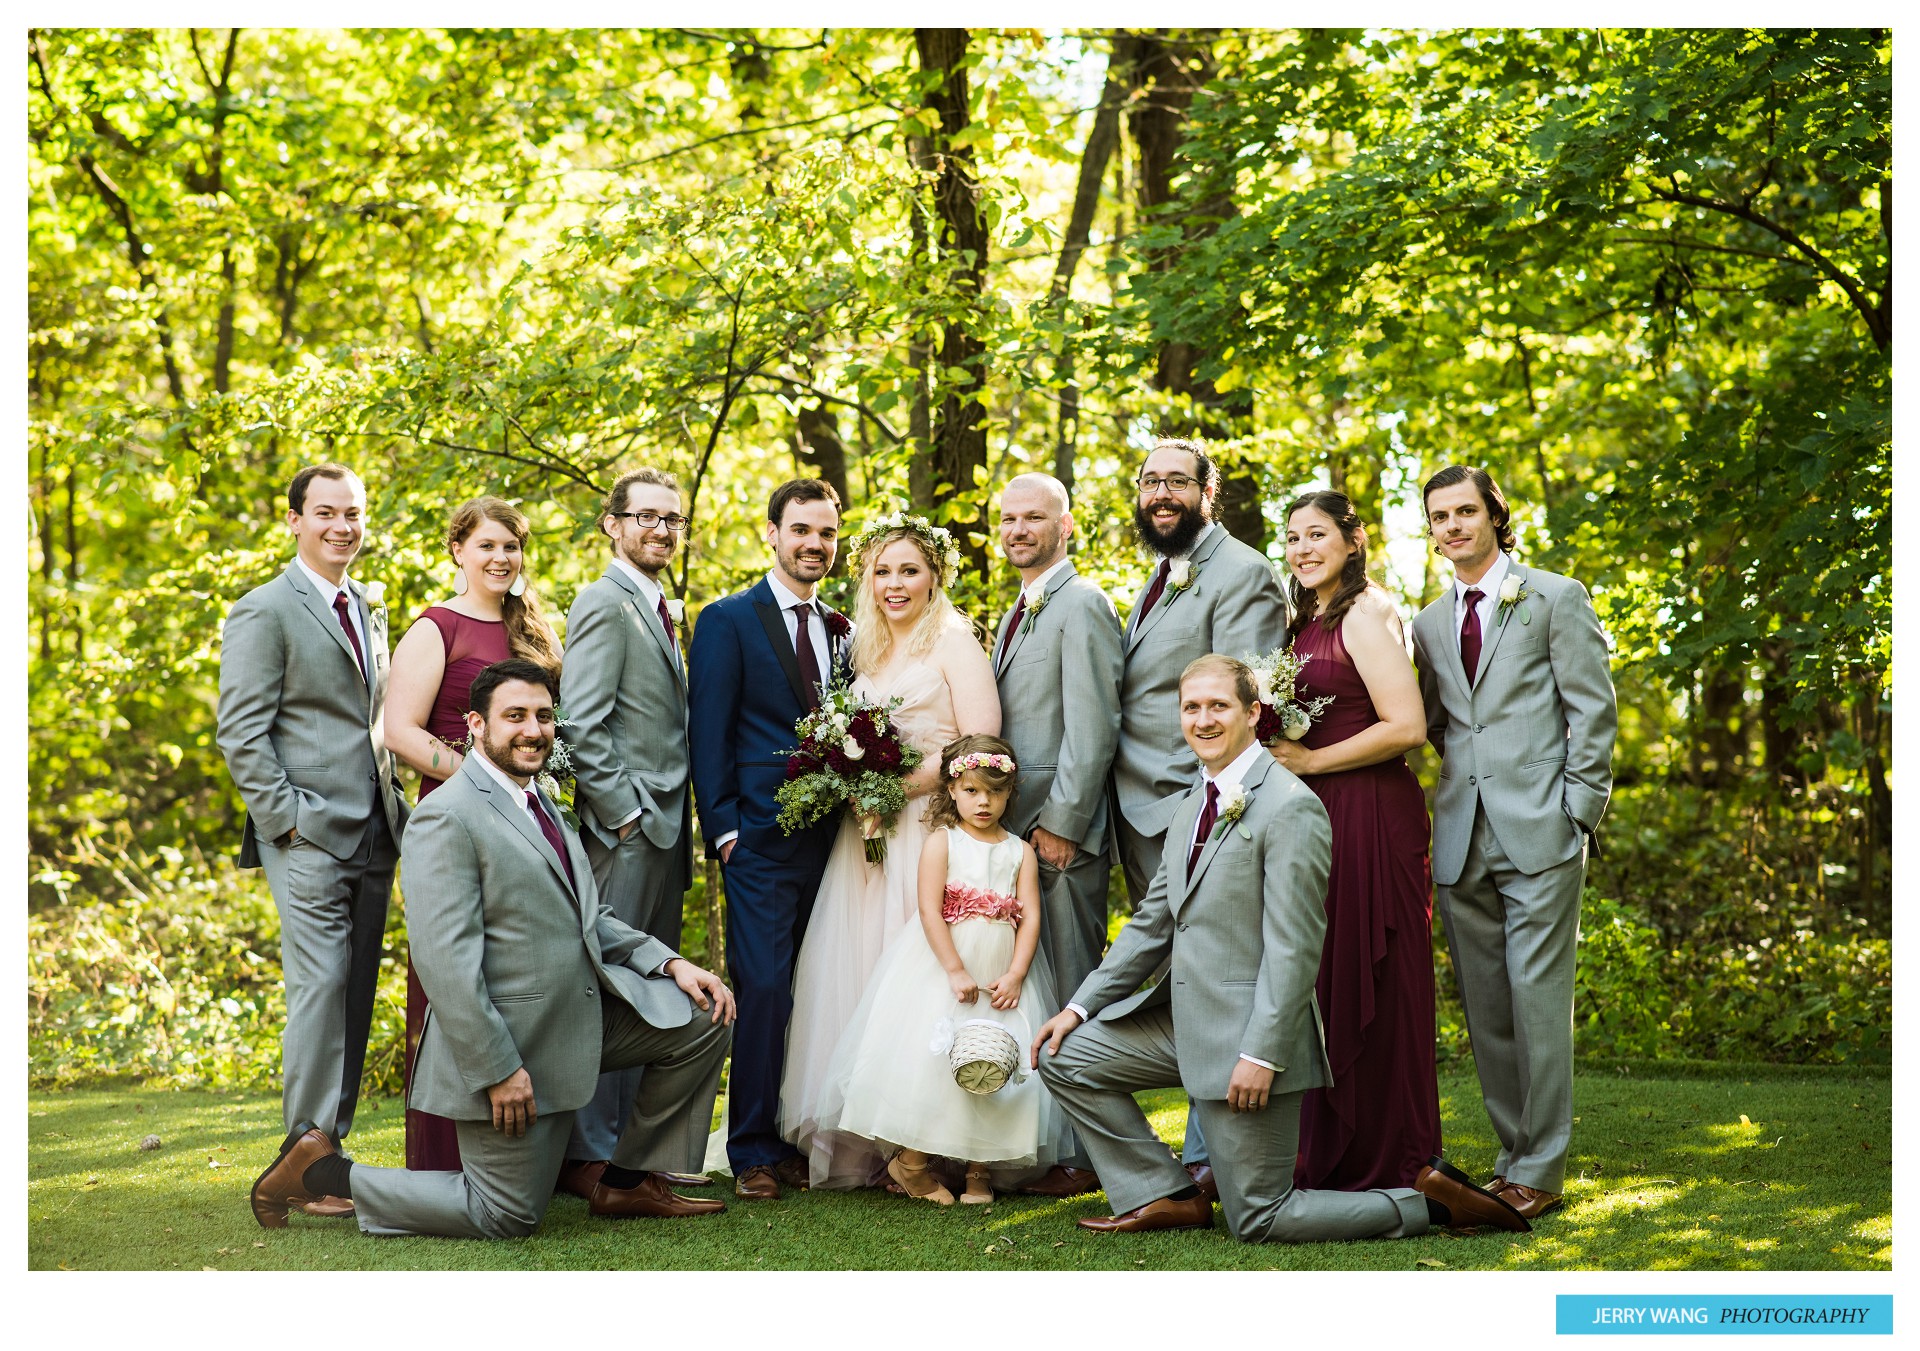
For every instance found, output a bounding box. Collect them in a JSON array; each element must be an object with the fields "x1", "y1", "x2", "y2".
[
  {"x1": 1267, "y1": 490, "x2": 1442, "y2": 1191},
  {"x1": 383, "y1": 496, "x2": 563, "y2": 1171}
]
